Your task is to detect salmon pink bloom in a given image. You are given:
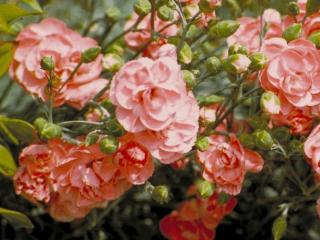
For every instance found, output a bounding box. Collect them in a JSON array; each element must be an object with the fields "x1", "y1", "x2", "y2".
[
  {"x1": 10, "y1": 18, "x2": 108, "y2": 109},
  {"x1": 304, "y1": 125, "x2": 320, "y2": 175}
]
